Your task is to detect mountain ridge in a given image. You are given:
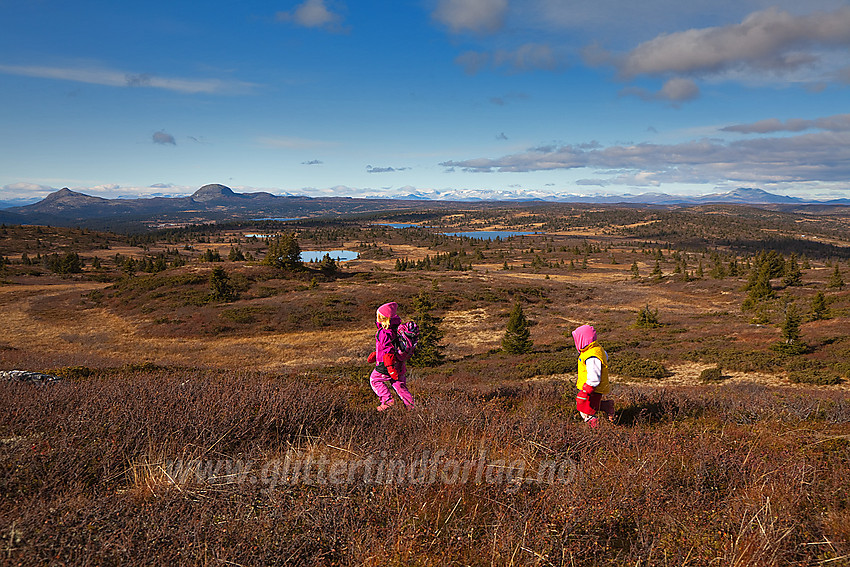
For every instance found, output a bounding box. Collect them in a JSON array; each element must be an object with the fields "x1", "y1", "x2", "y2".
[{"x1": 2, "y1": 184, "x2": 849, "y2": 229}]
